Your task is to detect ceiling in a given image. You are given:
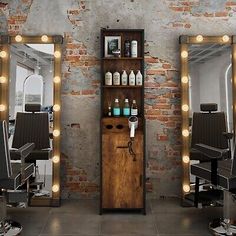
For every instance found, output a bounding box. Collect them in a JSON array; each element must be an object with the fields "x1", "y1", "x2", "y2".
[{"x1": 188, "y1": 44, "x2": 231, "y2": 64}]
